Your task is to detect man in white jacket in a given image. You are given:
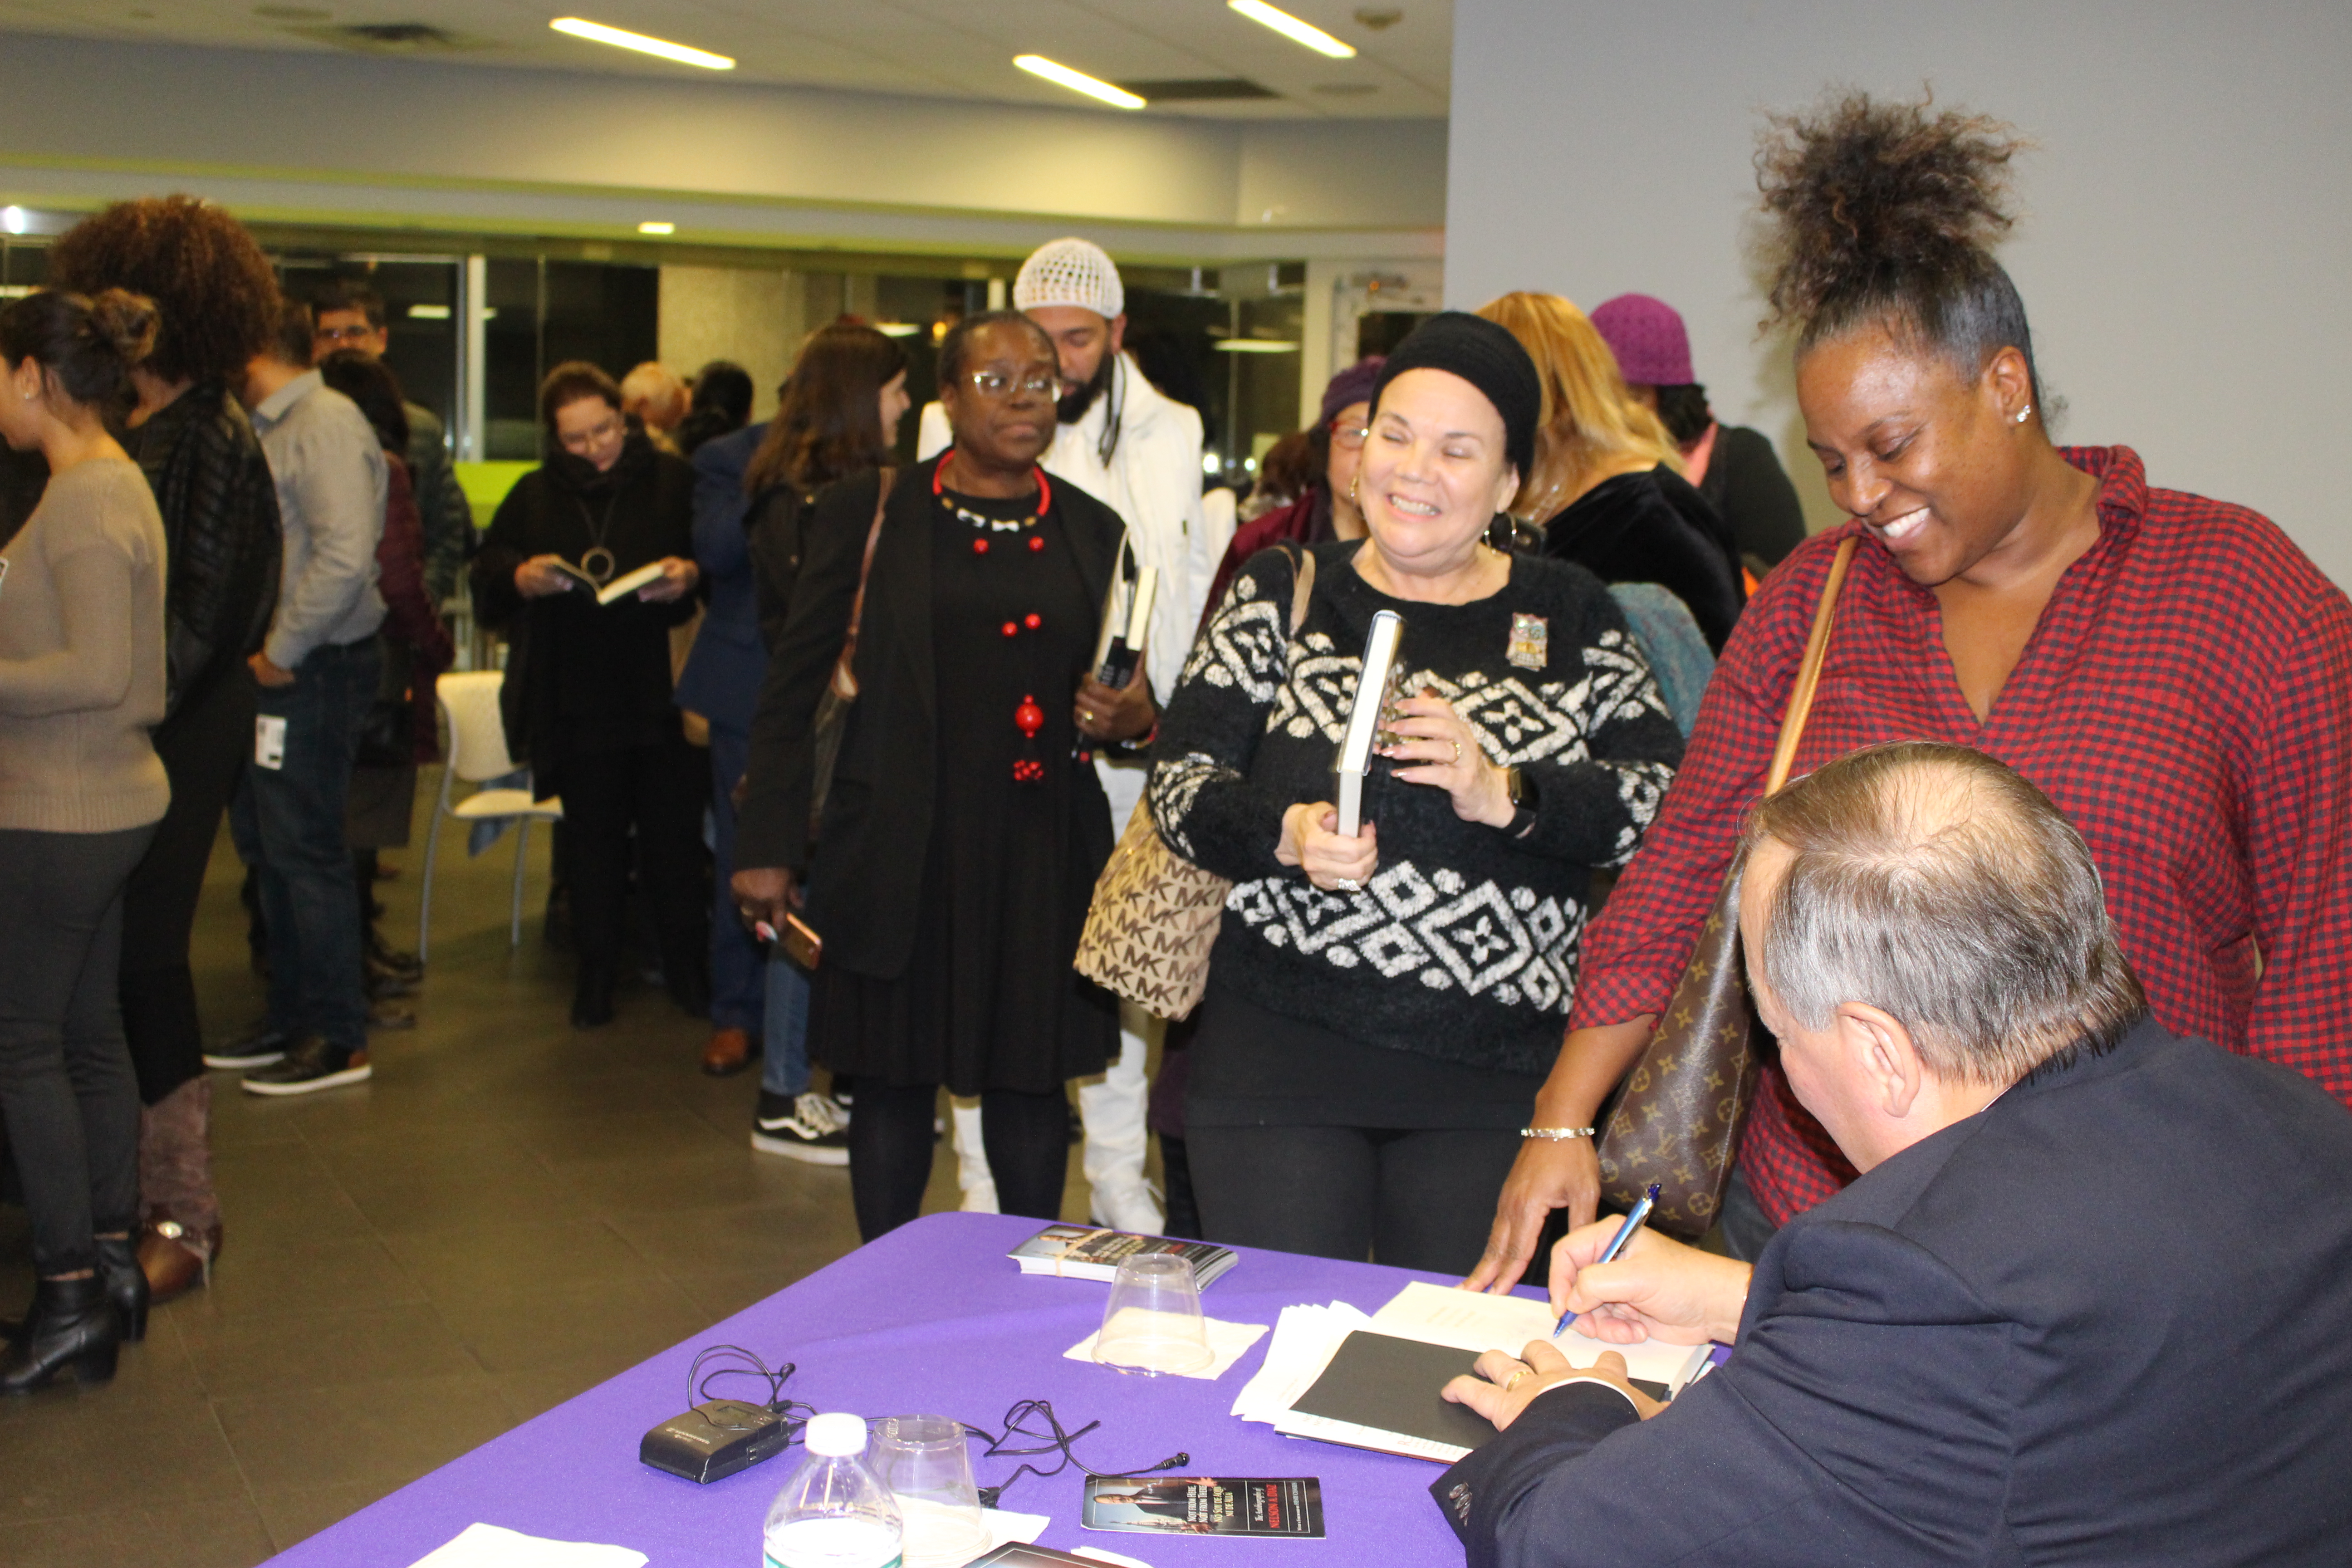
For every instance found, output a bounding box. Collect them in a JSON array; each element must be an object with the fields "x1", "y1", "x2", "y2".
[{"x1": 917, "y1": 238, "x2": 1222, "y2": 1233}]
